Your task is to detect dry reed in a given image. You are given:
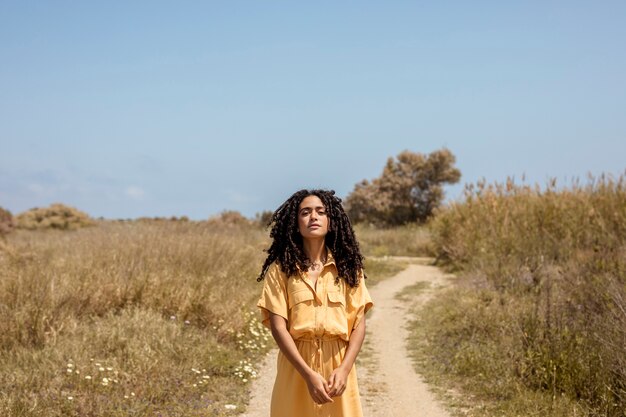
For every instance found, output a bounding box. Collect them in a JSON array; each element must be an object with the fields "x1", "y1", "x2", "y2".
[{"x1": 423, "y1": 173, "x2": 626, "y2": 416}]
